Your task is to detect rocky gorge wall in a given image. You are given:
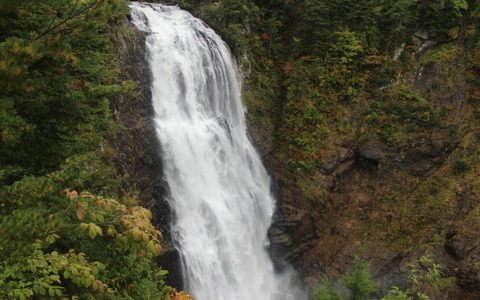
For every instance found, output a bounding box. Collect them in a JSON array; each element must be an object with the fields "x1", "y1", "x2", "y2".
[
  {"x1": 108, "y1": 7, "x2": 480, "y2": 300},
  {"x1": 247, "y1": 42, "x2": 480, "y2": 299}
]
